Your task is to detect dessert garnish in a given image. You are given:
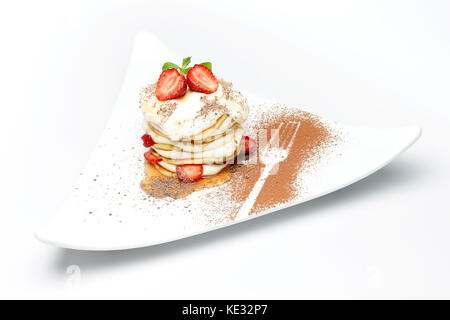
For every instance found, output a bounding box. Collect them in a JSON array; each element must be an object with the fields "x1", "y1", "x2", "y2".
[
  {"x1": 141, "y1": 133, "x2": 155, "y2": 147},
  {"x1": 155, "y1": 68, "x2": 187, "y2": 101},
  {"x1": 156, "y1": 57, "x2": 218, "y2": 101},
  {"x1": 240, "y1": 136, "x2": 256, "y2": 155},
  {"x1": 176, "y1": 164, "x2": 204, "y2": 183},
  {"x1": 186, "y1": 64, "x2": 219, "y2": 94},
  {"x1": 144, "y1": 151, "x2": 162, "y2": 163},
  {"x1": 161, "y1": 56, "x2": 211, "y2": 76}
]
